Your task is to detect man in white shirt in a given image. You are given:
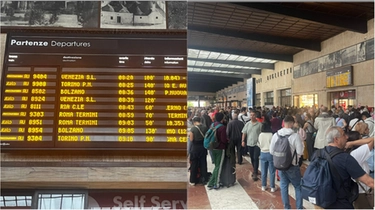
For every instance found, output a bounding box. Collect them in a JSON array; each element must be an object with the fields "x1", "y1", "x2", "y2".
[{"x1": 345, "y1": 136, "x2": 374, "y2": 209}]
